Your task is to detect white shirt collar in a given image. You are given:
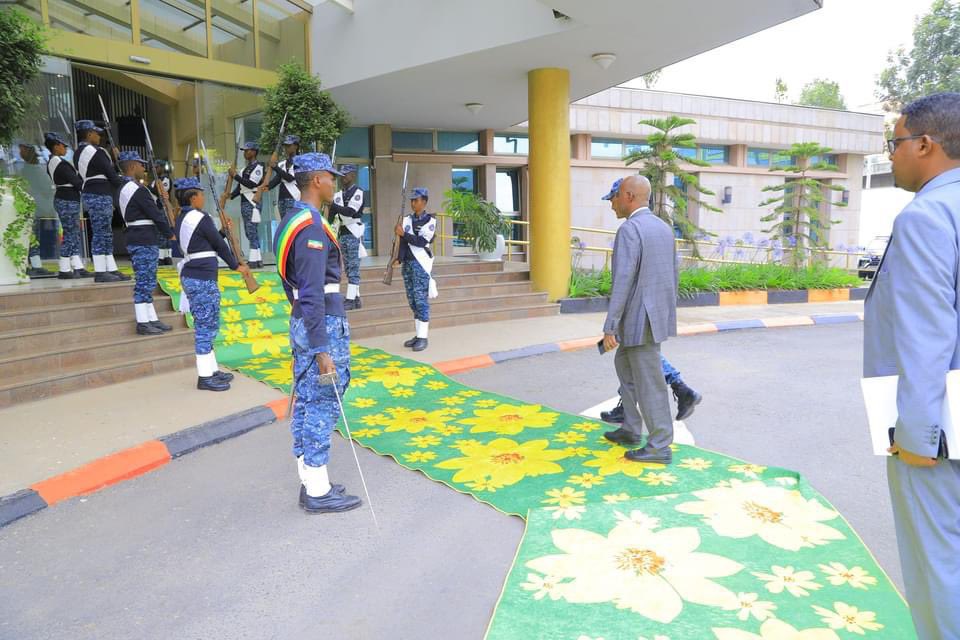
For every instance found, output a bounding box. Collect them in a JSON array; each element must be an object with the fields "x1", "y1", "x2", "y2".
[{"x1": 628, "y1": 207, "x2": 649, "y2": 219}]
